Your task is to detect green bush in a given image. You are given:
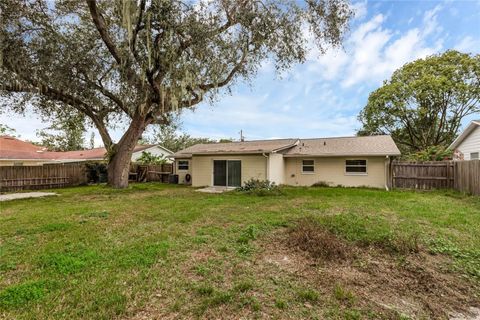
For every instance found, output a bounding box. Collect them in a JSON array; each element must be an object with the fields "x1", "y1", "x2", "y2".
[{"x1": 236, "y1": 179, "x2": 282, "y2": 196}]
